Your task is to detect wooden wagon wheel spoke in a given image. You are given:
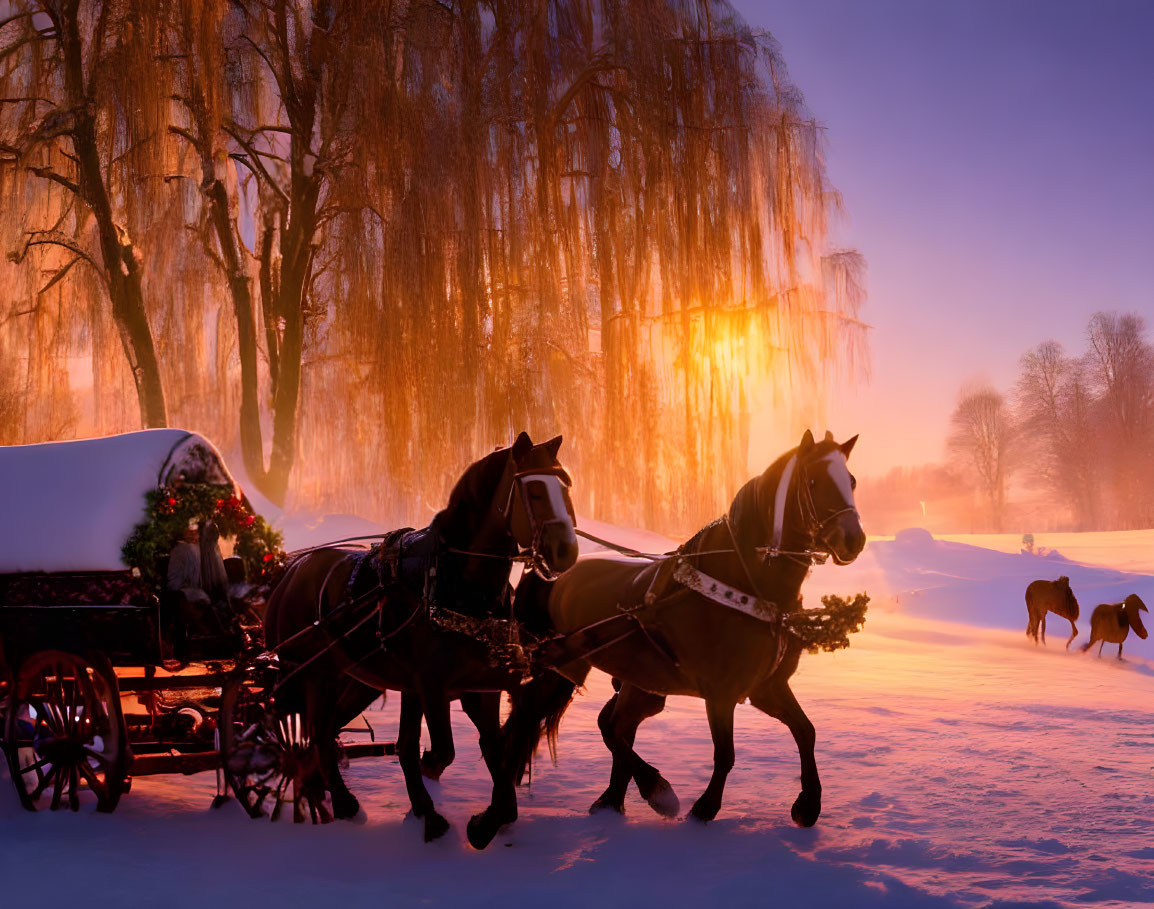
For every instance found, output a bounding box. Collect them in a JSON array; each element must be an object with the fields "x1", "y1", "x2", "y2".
[
  {"x1": 68, "y1": 765, "x2": 81, "y2": 812},
  {"x1": 26, "y1": 696, "x2": 56, "y2": 735},
  {"x1": 50, "y1": 765, "x2": 66, "y2": 811},
  {"x1": 64, "y1": 671, "x2": 82, "y2": 737},
  {"x1": 31, "y1": 765, "x2": 59, "y2": 800},
  {"x1": 18, "y1": 755, "x2": 52, "y2": 776},
  {"x1": 82, "y1": 746, "x2": 112, "y2": 766},
  {"x1": 77, "y1": 760, "x2": 109, "y2": 799},
  {"x1": 269, "y1": 774, "x2": 293, "y2": 822}
]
